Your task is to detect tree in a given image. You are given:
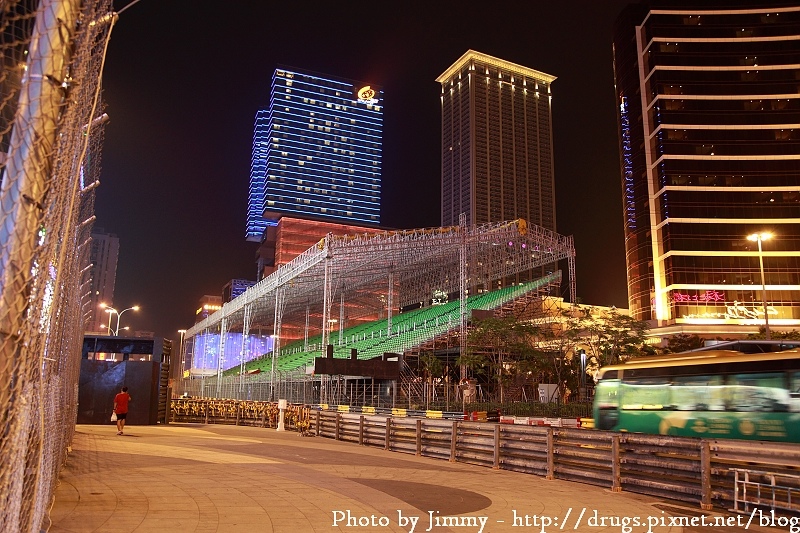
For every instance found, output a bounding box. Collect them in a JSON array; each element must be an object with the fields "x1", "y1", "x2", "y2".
[
  {"x1": 547, "y1": 306, "x2": 651, "y2": 396},
  {"x1": 418, "y1": 351, "x2": 443, "y2": 406},
  {"x1": 666, "y1": 334, "x2": 704, "y2": 353},
  {"x1": 458, "y1": 316, "x2": 539, "y2": 403}
]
